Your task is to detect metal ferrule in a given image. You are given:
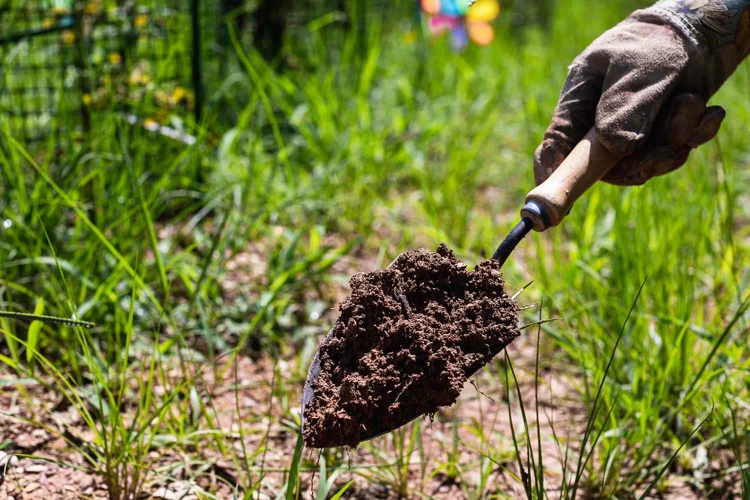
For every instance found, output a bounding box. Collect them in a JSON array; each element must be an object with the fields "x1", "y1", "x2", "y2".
[{"x1": 520, "y1": 200, "x2": 551, "y2": 232}]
